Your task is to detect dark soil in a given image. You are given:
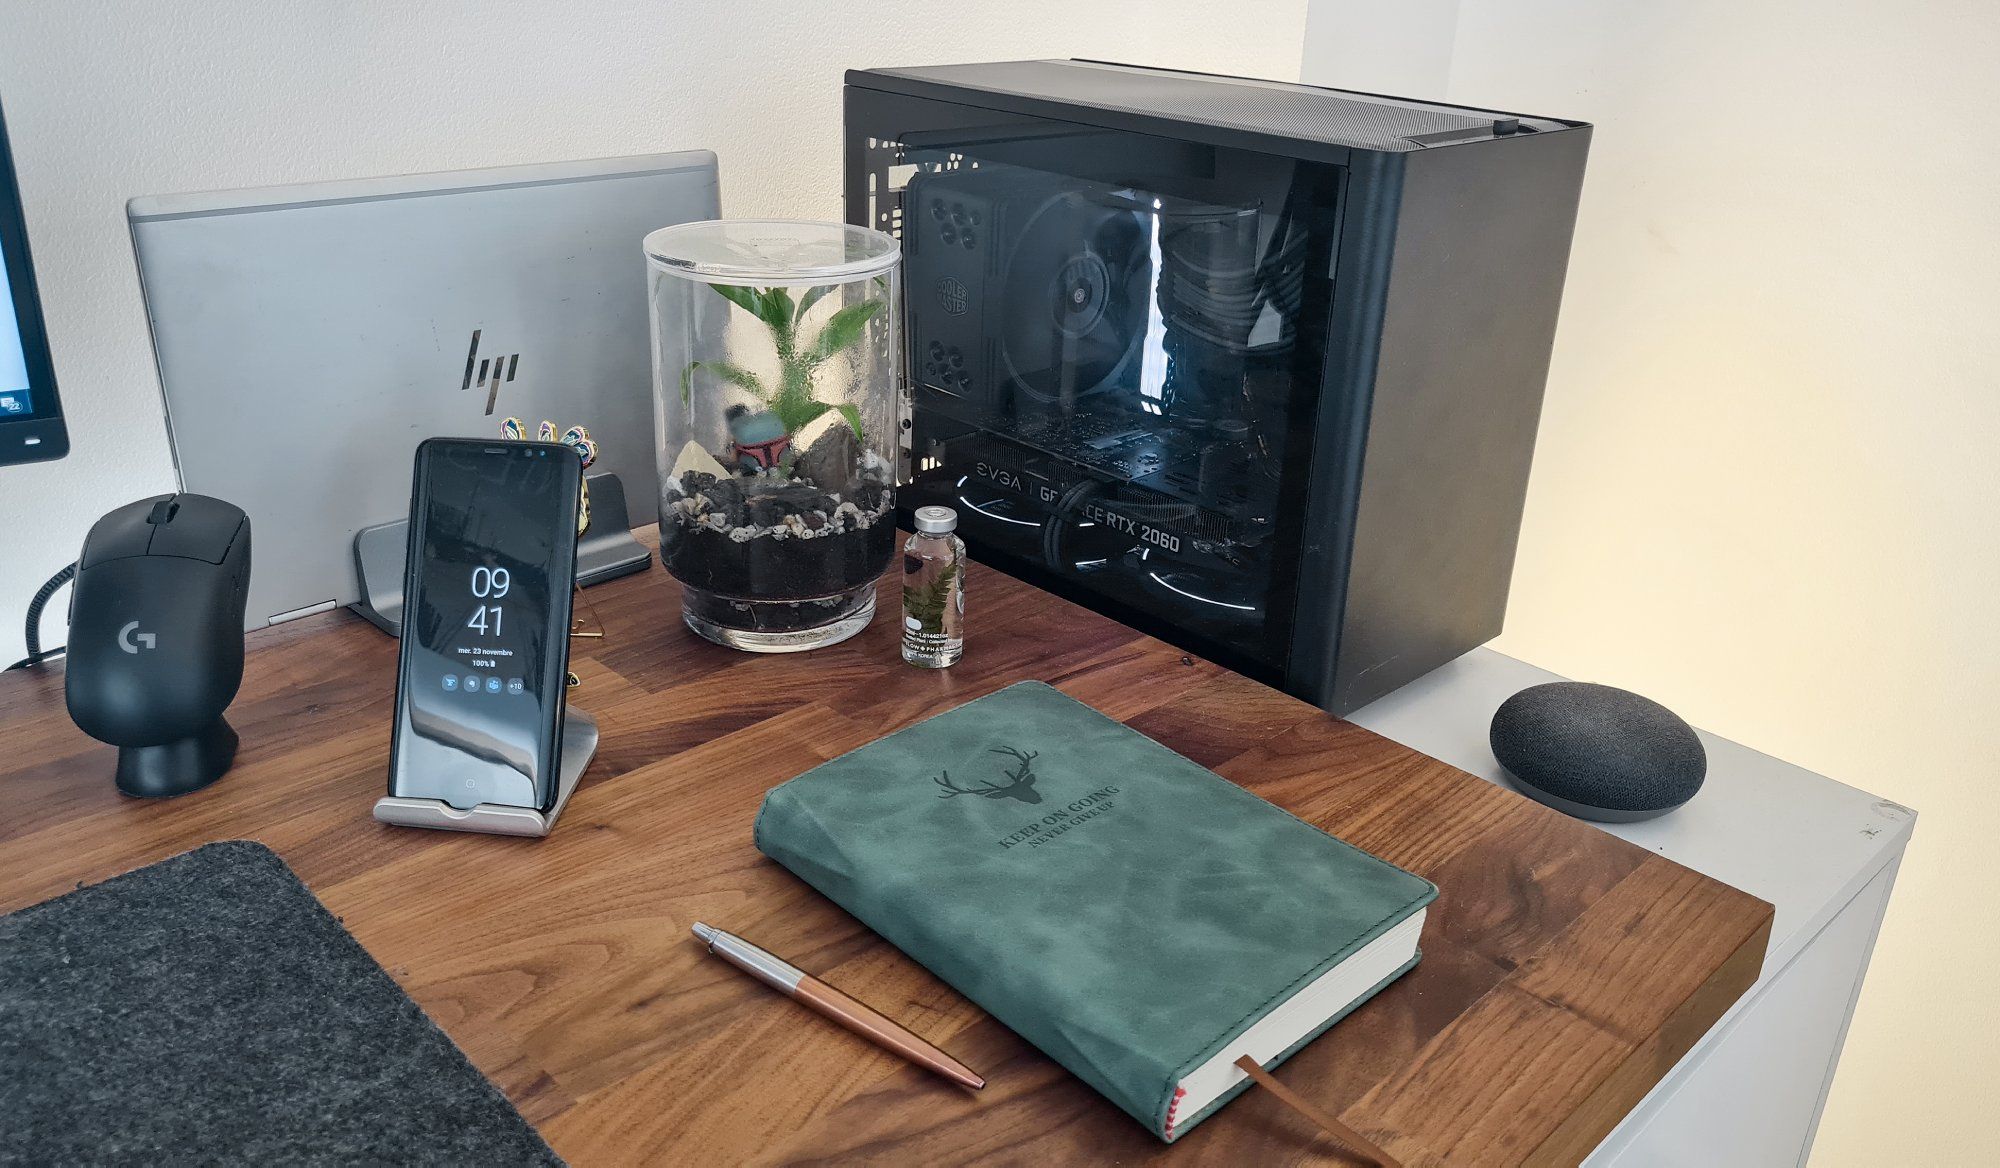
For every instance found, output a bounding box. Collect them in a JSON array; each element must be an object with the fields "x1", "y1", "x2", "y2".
[
  {"x1": 678, "y1": 568, "x2": 879, "y2": 634},
  {"x1": 662, "y1": 468, "x2": 896, "y2": 607},
  {"x1": 662, "y1": 519, "x2": 894, "y2": 602}
]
